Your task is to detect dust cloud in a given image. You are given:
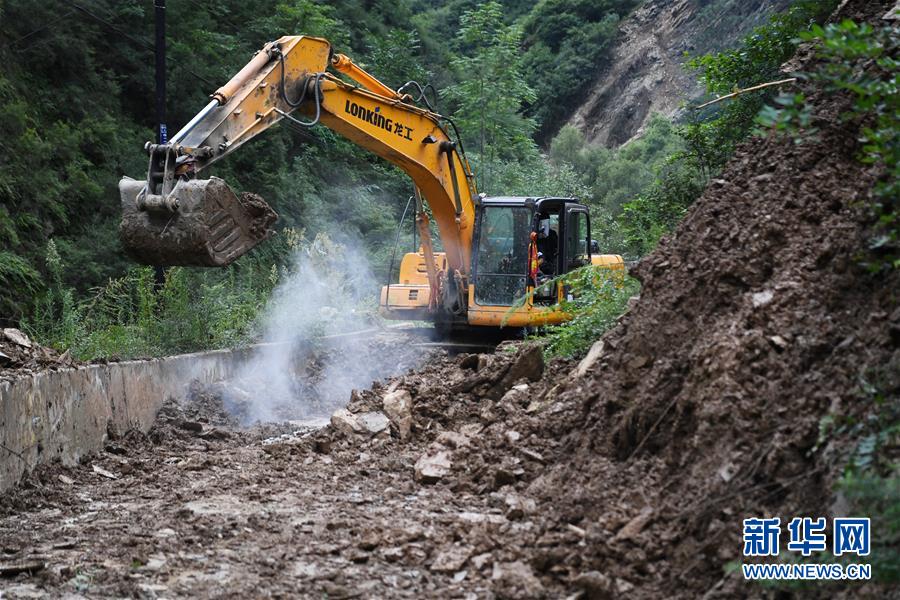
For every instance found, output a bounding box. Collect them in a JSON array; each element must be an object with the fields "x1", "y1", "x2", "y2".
[{"x1": 221, "y1": 233, "x2": 419, "y2": 425}]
